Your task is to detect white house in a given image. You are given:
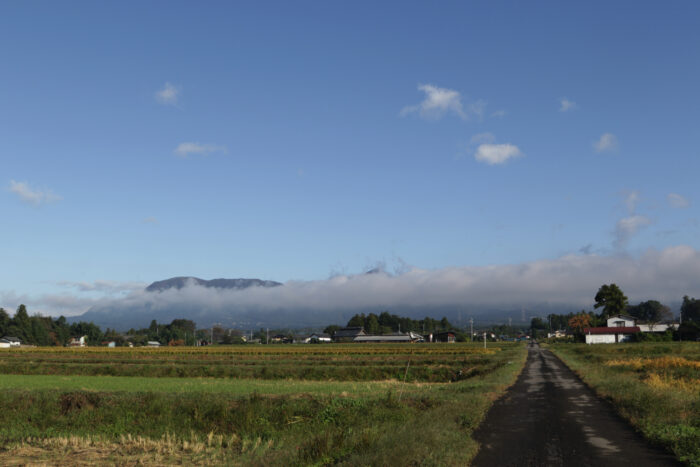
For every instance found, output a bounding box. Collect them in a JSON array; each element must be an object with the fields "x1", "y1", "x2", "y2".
[
  {"x1": 607, "y1": 315, "x2": 636, "y2": 328},
  {"x1": 0, "y1": 336, "x2": 21, "y2": 347},
  {"x1": 583, "y1": 314, "x2": 680, "y2": 344},
  {"x1": 68, "y1": 336, "x2": 87, "y2": 347},
  {"x1": 302, "y1": 333, "x2": 331, "y2": 343}
]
